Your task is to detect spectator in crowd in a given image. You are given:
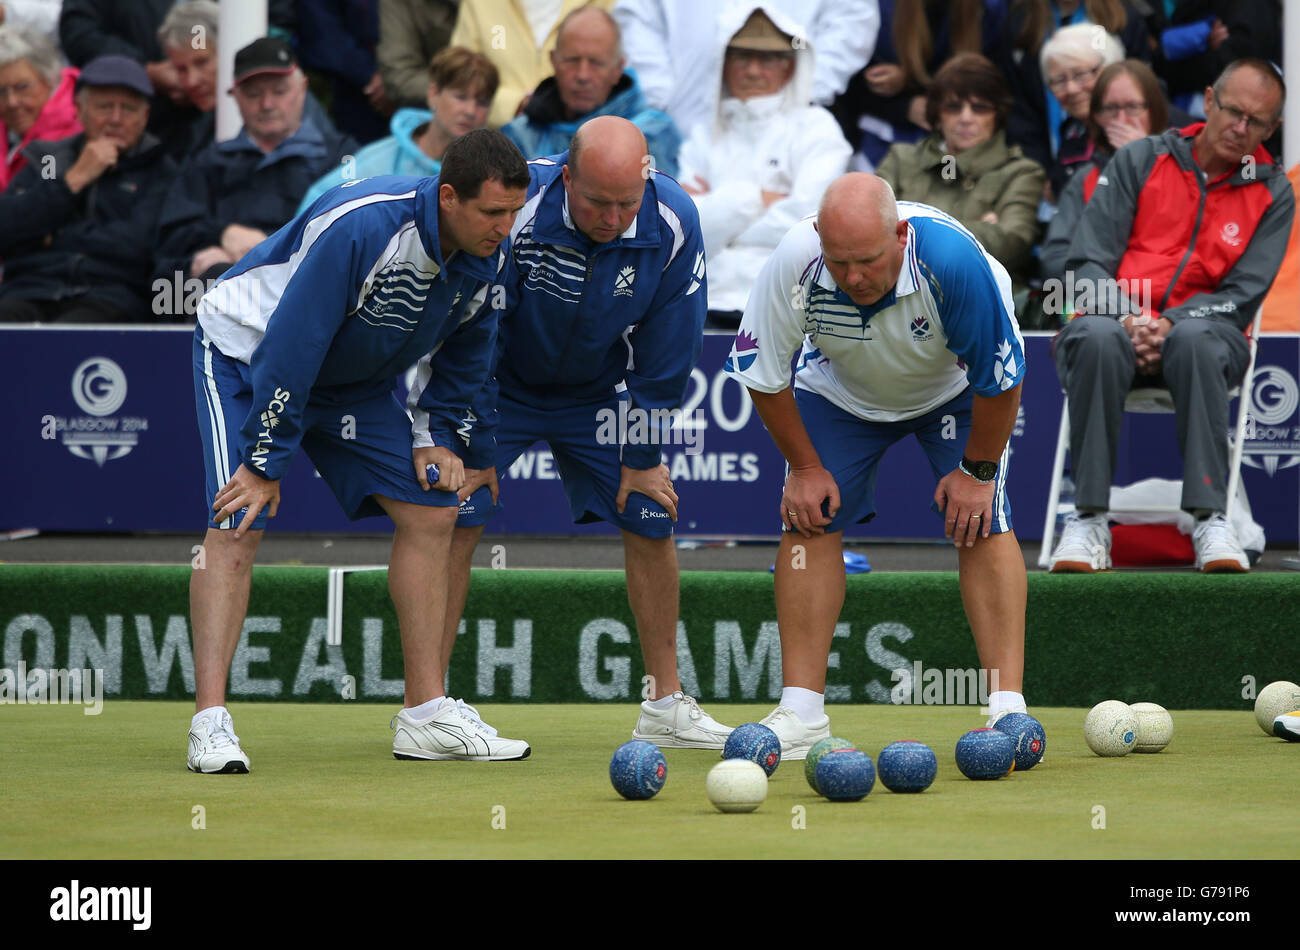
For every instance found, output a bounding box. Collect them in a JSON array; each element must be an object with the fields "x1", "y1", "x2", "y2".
[
  {"x1": 999, "y1": 0, "x2": 1149, "y2": 178},
  {"x1": 1048, "y1": 59, "x2": 1293, "y2": 575},
  {"x1": 1036, "y1": 23, "x2": 1125, "y2": 201},
  {"x1": 677, "y1": 6, "x2": 851, "y2": 323},
  {"x1": 1039, "y1": 59, "x2": 1172, "y2": 284},
  {"x1": 59, "y1": 0, "x2": 296, "y2": 69},
  {"x1": 156, "y1": 4, "x2": 340, "y2": 162},
  {"x1": 377, "y1": 0, "x2": 459, "y2": 109},
  {"x1": 155, "y1": 37, "x2": 356, "y2": 289},
  {"x1": 876, "y1": 53, "x2": 1044, "y2": 293},
  {"x1": 615, "y1": 0, "x2": 880, "y2": 141},
  {"x1": 296, "y1": 0, "x2": 391, "y2": 145},
  {"x1": 62, "y1": 0, "x2": 298, "y2": 161},
  {"x1": 830, "y1": 0, "x2": 1007, "y2": 171},
  {"x1": 448, "y1": 0, "x2": 613, "y2": 129},
  {"x1": 299, "y1": 45, "x2": 496, "y2": 212},
  {"x1": 0, "y1": 24, "x2": 79, "y2": 191},
  {"x1": 1, "y1": 1, "x2": 63, "y2": 46},
  {"x1": 501, "y1": 5, "x2": 680, "y2": 176},
  {"x1": 0, "y1": 55, "x2": 176, "y2": 322},
  {"x1": 1152, "y1": 2, "x2": 1280, "y2": 101}
]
